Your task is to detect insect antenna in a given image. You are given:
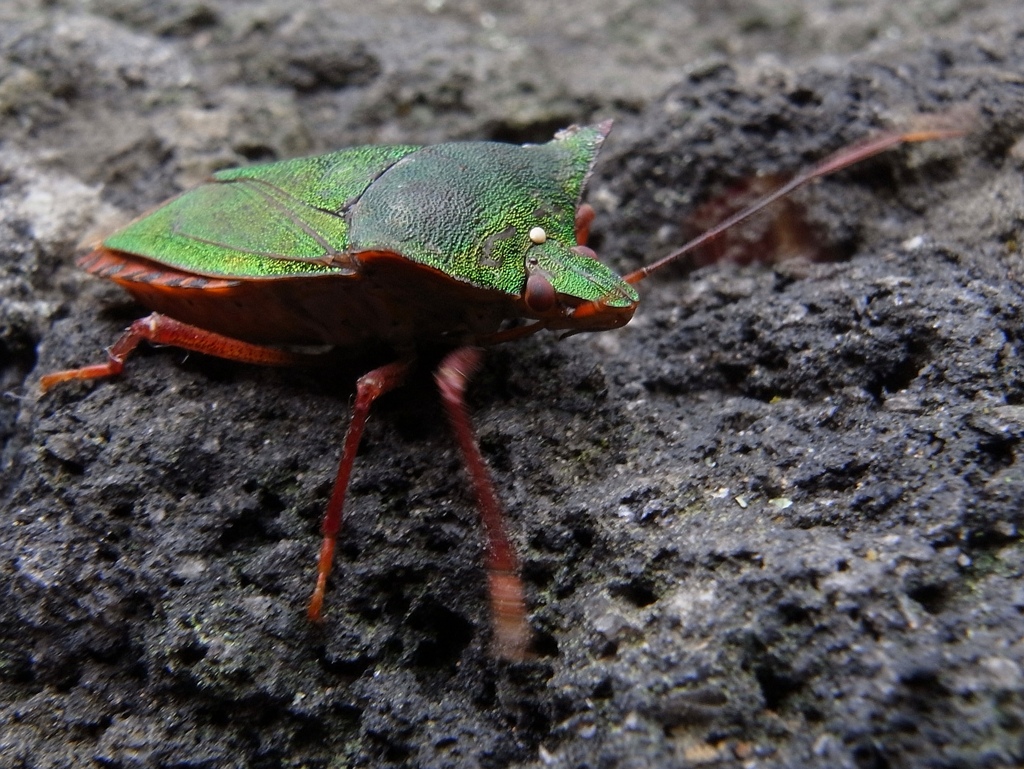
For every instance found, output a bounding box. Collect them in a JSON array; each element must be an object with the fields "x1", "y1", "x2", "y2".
[{"x1": 623, "y1": 121, "x2": 971, "y2": 287}]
